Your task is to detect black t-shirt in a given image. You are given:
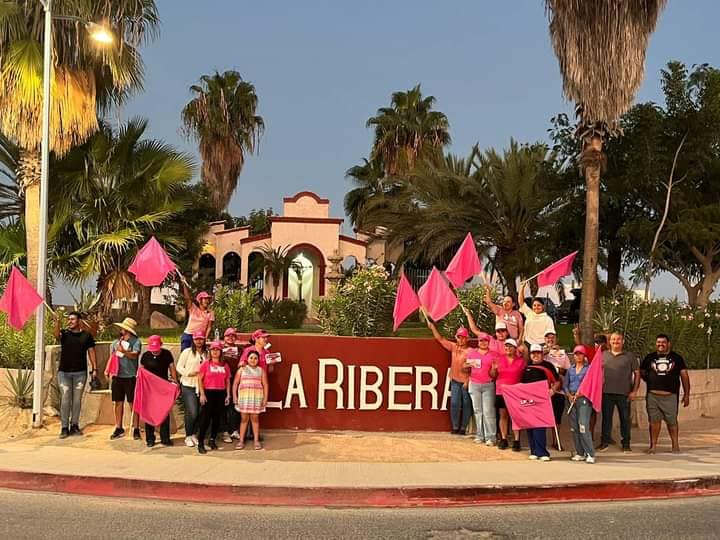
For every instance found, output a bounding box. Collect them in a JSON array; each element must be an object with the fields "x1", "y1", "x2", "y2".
[
  {"x1": 521, "y1": 360, "x2": 559, "y2": 385},
  {"x1": 641, "y1": 351, "x2": 687, "y2": 394},
  {"x1": 58, "y1": 330, "x2": 96, "y2": 372},
  {"x1": 140, "y1": 349, "x2": 174, "y2": 379}
]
